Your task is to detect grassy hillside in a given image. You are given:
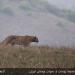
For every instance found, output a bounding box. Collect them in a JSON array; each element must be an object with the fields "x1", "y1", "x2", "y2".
[
  {"x1": 0, "y1": 46, "x2": 75, "y2": 68},
  {"x1": 46, "y1": 4, "x2": 75, "y2": 23},
  {"x1": 1, "y1": 0, "x2": 75, "y2": 22}
]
